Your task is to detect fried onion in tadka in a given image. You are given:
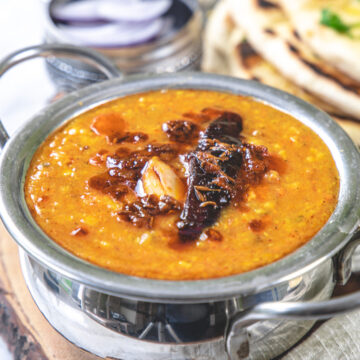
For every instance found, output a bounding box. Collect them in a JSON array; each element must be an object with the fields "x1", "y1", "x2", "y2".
[{"x1": 177, "y1": 111, "x2": 270, "y2": 241}]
